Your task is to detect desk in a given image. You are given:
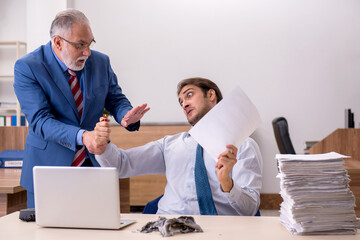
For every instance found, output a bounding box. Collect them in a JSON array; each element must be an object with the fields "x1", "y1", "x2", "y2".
[
  {"x1": 0, "y1": 126, "x2": 28, "y2": 216},
  {"x1": 0, "y1": 212, "x2": 359, "y2": 240},
  {"x1": 0, "y1": 169, "x2": 27, "y2": 217}
]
